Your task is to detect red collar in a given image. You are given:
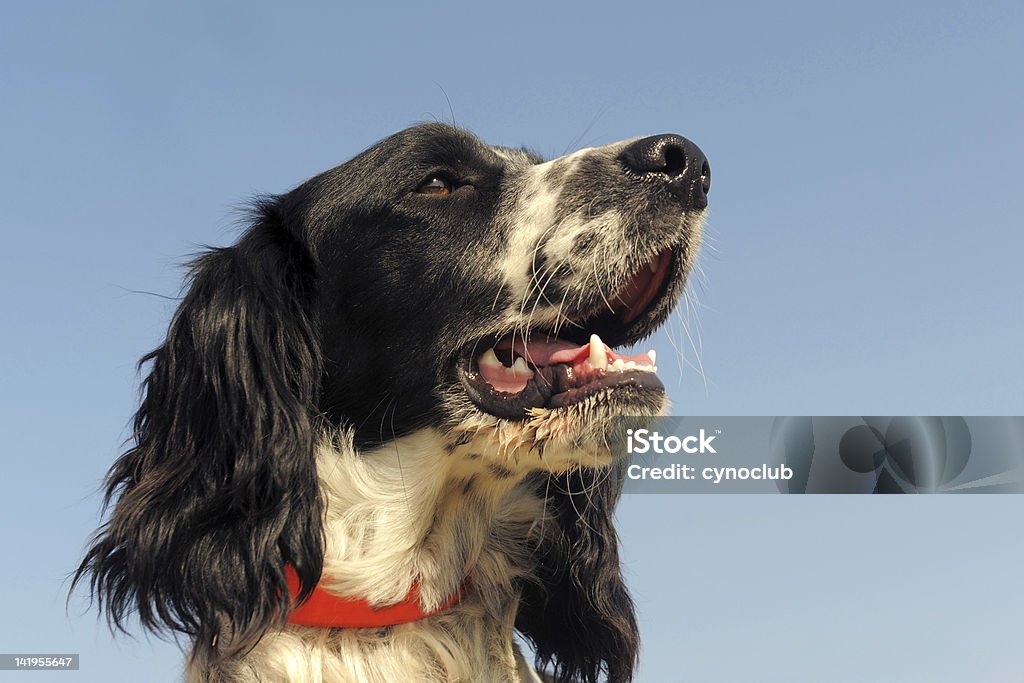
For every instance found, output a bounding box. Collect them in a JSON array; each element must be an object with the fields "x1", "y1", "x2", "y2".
[{"x1": 284, "y1": 566, "x2": 464, "y2": 628}]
